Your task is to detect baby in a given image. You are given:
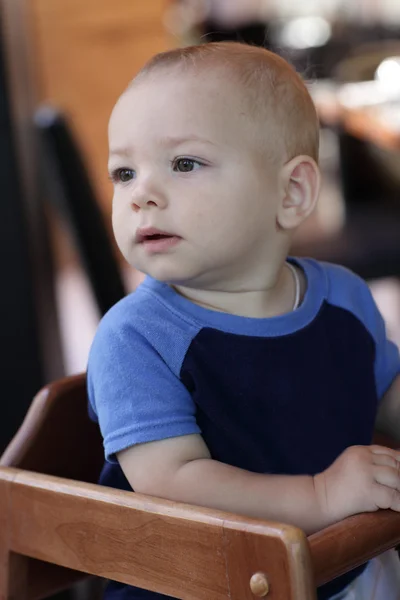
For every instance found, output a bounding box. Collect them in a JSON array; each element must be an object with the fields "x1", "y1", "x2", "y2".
[{"x1": 87, "y1": 42, "x2": 400, "y2": 600}]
